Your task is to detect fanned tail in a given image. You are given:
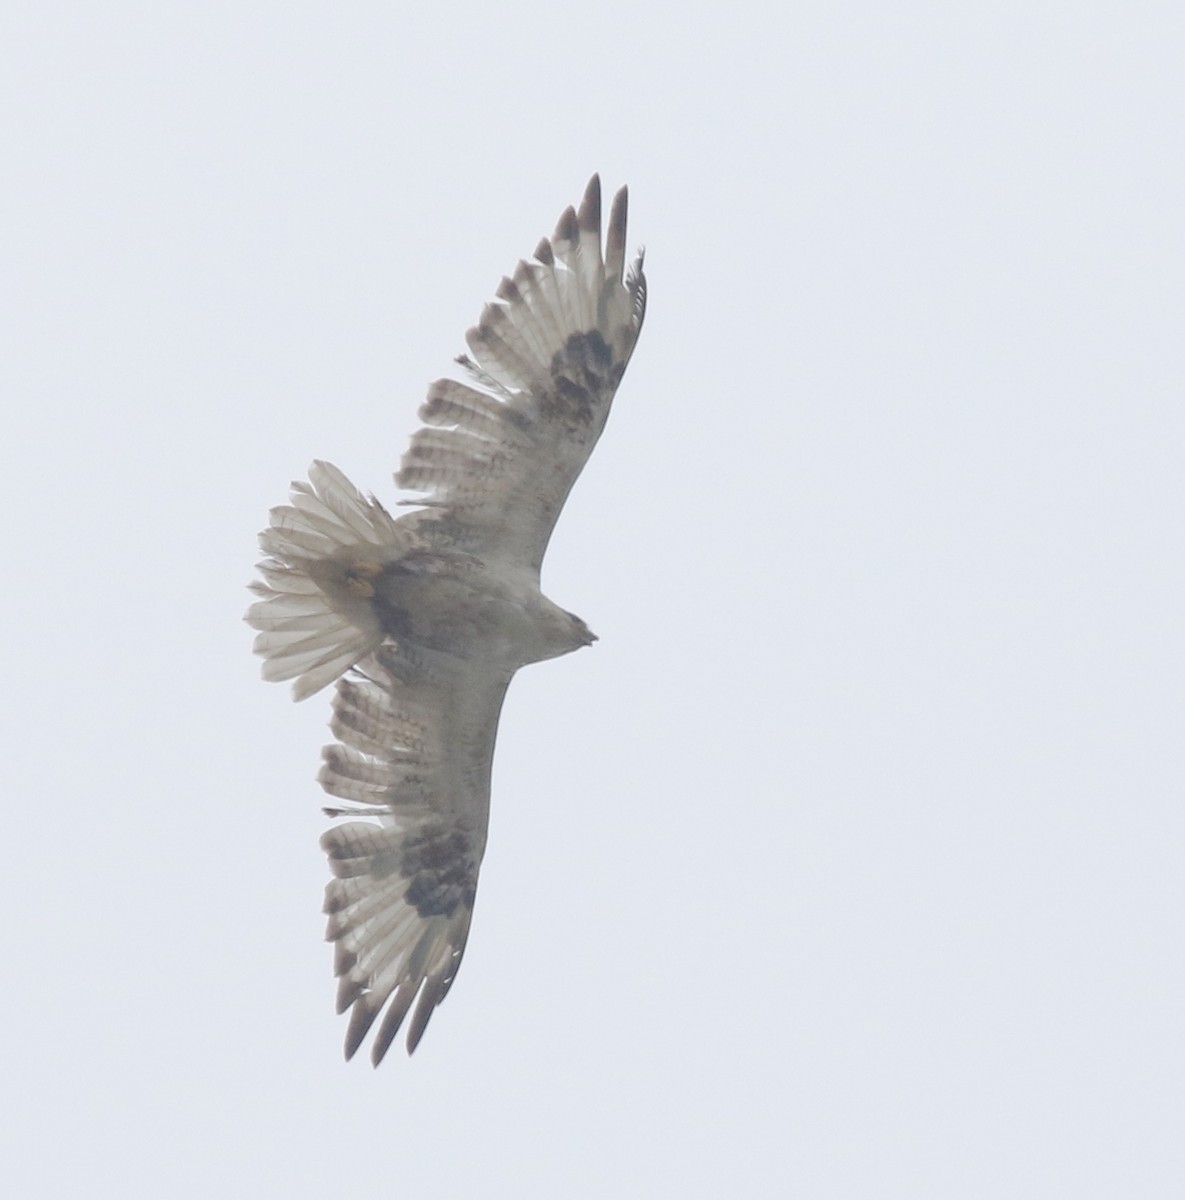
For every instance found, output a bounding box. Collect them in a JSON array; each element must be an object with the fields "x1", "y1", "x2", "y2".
[{"x1": 246, "y1": 461, "x2": 417, "y2": 700}]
